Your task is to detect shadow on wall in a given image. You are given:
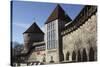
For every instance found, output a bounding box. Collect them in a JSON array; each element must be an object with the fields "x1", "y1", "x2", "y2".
[{"x1": 65, "y1": 47, "x2": 96, "y2": 63}]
